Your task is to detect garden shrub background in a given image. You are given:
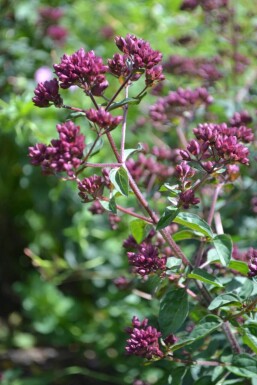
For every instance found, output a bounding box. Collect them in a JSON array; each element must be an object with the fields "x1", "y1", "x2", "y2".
[{"x1": 1, "y1": 0, "x2": 257, "y2": 384}]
